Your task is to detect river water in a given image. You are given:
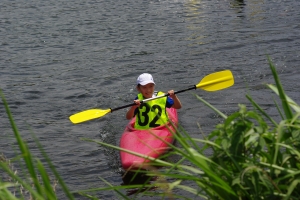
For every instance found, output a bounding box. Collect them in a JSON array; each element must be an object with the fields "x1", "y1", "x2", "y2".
[{"x1": 1, "y1": 0, "x2": 300, "y2": 199}]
